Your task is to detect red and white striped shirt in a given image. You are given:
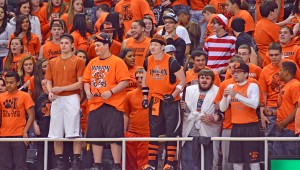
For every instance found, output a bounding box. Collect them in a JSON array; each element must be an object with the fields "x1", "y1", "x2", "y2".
[{"x1": 204, "y1": 35, "x2": 236, "y2": 70}]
